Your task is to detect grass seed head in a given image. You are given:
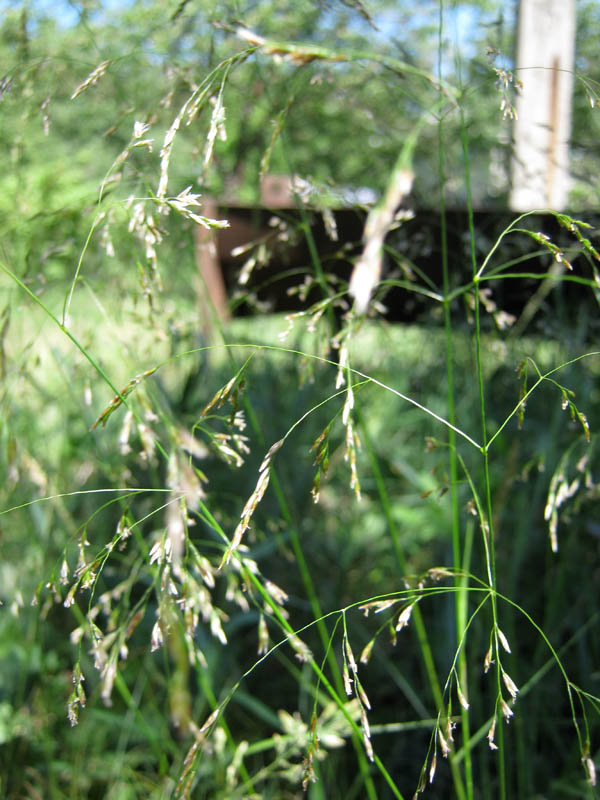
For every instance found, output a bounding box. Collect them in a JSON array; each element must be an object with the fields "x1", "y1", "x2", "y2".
[
  {"x1": 502, "y1": 671, "x2": 519, "y2": 699},
  {"x1": 438, "y1": 727, "x2": 450, "y2": 758},
  {"x1": 487, "y1": 718, "x2": 498, "y2": 750},
  {"x1": 497, "y1": 627, "x2": 511, "y2": 654},
  {"x1": 429, "y1": 752, "x2": 437, "y2": 784},
  {"x1": 457, "y1": 683, "x2": 470, "y2": 711},
  {"x1": 71, "y1": 60, "x2": 110, "y2": 99},
  {"x1": 500, "y1": 699, "x2": 514, "y2": 721},
  {"x1": 584, "y1": 756, "x2": 597, "y2": 787},
  {"x1": 343, "y1": 663, "x2": 353, "y2": 696},
  {"x1": 396, "y1": 602, "x2": 415, "y2": 632},
  {"x1": 360, "y1": 638, "x2": 375, "y2": 664}
]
